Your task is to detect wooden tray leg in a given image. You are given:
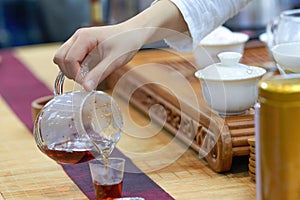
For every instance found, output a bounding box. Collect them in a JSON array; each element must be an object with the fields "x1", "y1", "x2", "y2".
[{"x1": 196, "y1": 126, "x2": 233, "y2": 172}]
